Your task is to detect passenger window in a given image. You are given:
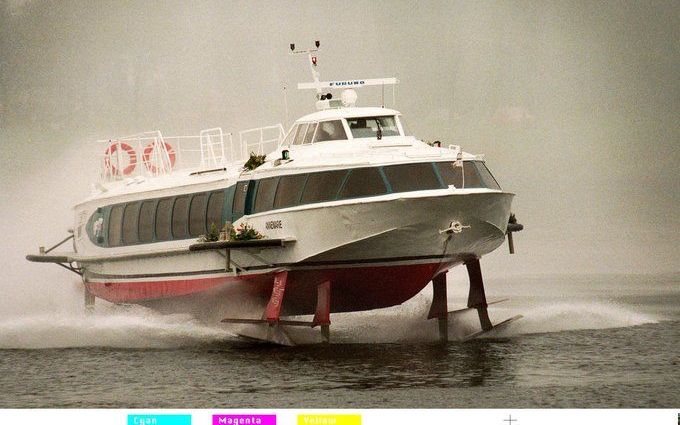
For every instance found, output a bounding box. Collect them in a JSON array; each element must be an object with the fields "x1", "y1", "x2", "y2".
[
  {"x1": 138, "y1": 201, "x2": 156, "y2": 243},
  {"x1": 314, "y1": 120, "x2": 347, "y2": 142},
  {"x1": 474, "y1": 162, "x2": 501, "y2": 190},
  {"x1": 206, "y1": 191, "x2": 225, "y2": 229},
  {"x1": 303, "y1": 123, "x2": 317, "y2": 144},
  {"x1": 301, "y1": 170, "x2": 347, "y2": 204},
  {"x1": 155, "y1": 198, "x2": 173, "y2": 241},
  {"x1": 172, "y1": 196, "x2": 190, "y2": 239},
  {"x1": 339, "y1": 167, "x2": 387, "y2": 199},
  {"x1": 347, "y1": 116, "x2": 399, "y2": 138},
  {"x1": 462, "y1": 162, "x2": 483, "y2": 188},
  {"x1": 108, "y1": 205, "x2": 124, "y2": 247},
  {"x1": 189, "y1": 194, "x2": 208, "y2": 237},
  {"x1": 282, "y1": 124, "x2": 298, "y2": 146},
  {"x1": 253, "y1": 177, "x2": 279, "y2": 213},
  {"x1": 384, "y1": 163, "x2": 441, "y2": 192},
  {"x1": 293, "y1": 124, "x2": 309, "y2": 145},
  {"x1": 232, "y1": 181, "x2": 249, "y2": 217},
  {"x1": 274, "y1": 174, "x2": 307, "y2": 208},
  {"x1": 435, "y1": 161, "x2": 500, "y2": 189},
  {"x1": 435, "y1": 162, "x2": 463, "y2": 188},
  {"x1": 122, "y1": 202, "x2": 141, "y2": 245}
]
